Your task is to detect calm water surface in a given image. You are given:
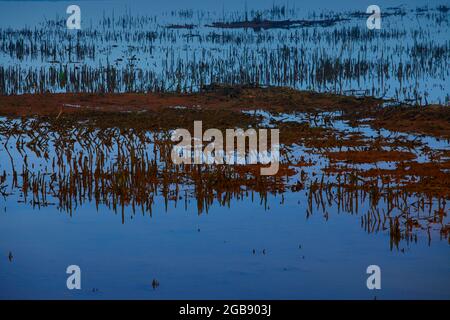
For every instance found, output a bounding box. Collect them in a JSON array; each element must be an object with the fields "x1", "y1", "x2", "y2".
[{"x1": 0, "y1": 0, "x2": 449, "y2": 299}]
